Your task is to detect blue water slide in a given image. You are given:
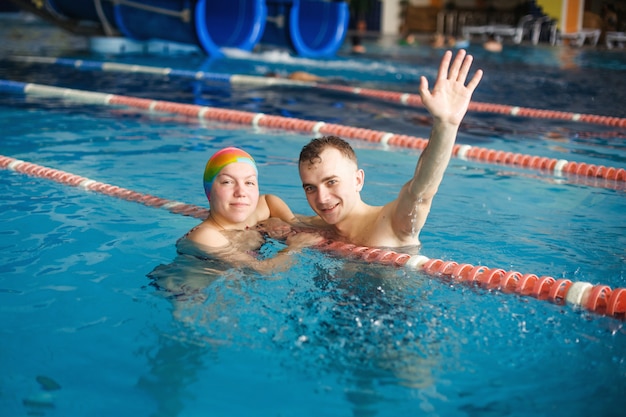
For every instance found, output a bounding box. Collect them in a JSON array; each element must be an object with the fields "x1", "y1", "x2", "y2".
[
  {"x1": 43, "y1": 0, "x2": 347, "y2": 57},
  {"x1": 113, "y1": 0, "x2": 198, "y2": 44},
  {"x1": 44, "y1": 0, "x2": 266, "y2": 56},
  {"x1": 194, "y1": 0, "x2": 267, "y2": 54},
  {"x1": 115, "y1": 0, "x2": 267, "y2": 56},
  {"x1": 261, "y1": 0, "x2": 349, "y2": 58}
]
